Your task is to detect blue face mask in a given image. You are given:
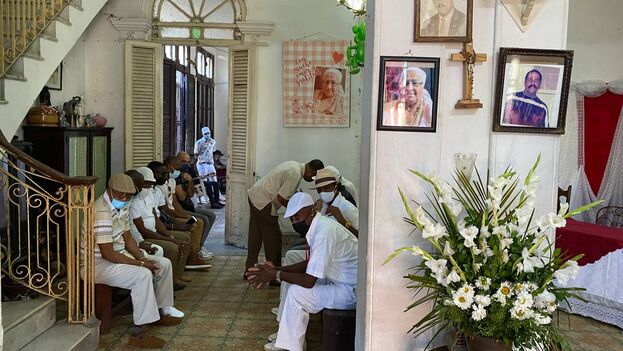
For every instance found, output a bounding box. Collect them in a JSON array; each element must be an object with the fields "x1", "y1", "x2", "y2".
[
  {"x1": 170, "y1": 170, "x2": 181, "y2": 179},
  {"x1": 111, "y1": 198, "x2": 128, "y2": 209},
  {"x1": 203, "y1": 134, "x2": 210, "y2": 140}
]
